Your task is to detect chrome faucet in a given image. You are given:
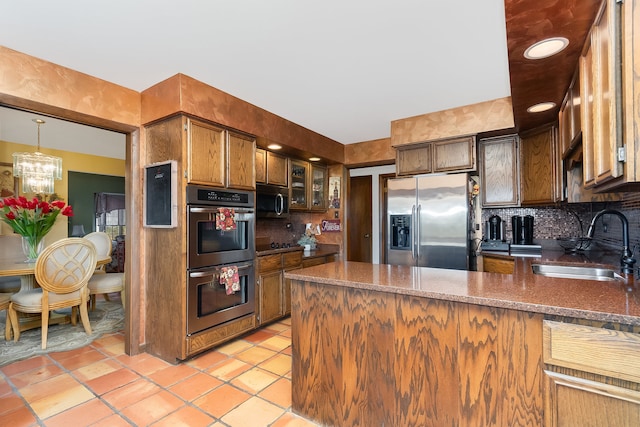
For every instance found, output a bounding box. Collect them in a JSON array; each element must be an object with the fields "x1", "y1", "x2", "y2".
[{"x1": 587, "y1": 209, "x2": 636, "y2": 274}]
